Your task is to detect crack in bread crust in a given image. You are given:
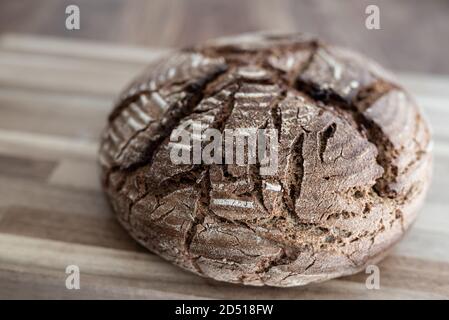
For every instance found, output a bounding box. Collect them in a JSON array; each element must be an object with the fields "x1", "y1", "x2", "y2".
[
  {"x1": 99, "y1": 32, "x2": 432, "y2": 287},
  {"x1": 295, "y1": 76, "x2": 400, "y2": 198}
]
